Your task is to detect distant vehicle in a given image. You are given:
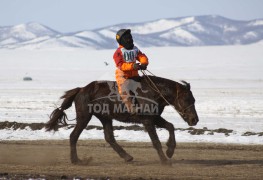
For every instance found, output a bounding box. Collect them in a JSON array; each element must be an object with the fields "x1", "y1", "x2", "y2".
[{"x1": 23, "y1": 77, "x2": 33, "y2": 81}]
